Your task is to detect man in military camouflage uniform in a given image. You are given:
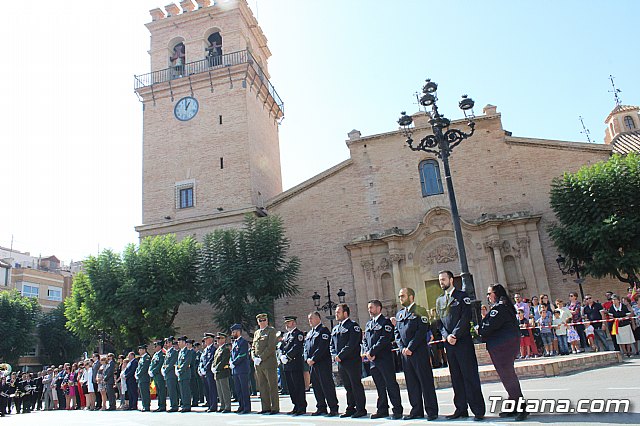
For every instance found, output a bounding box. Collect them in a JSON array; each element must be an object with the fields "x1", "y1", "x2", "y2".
[
  {"x1": 213, "y1": 332, "x2": 232, "y2": 412},
  {"x1": 252, "y1": 313, "x2": 279, "y2": 414}
]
